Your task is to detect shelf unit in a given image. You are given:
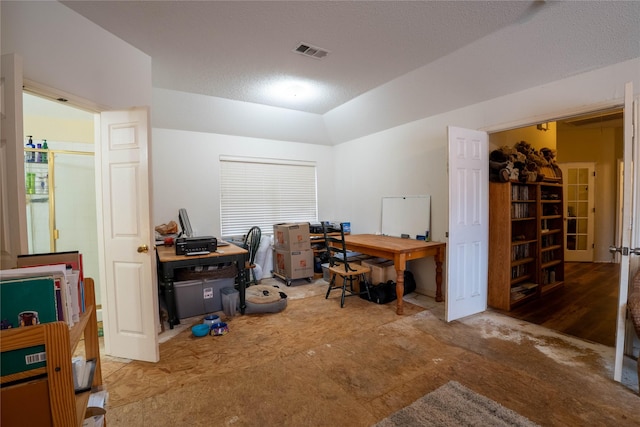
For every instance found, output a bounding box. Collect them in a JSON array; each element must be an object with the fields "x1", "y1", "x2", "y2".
[
  {"x1": 488, "y1": 180, "x2": 565, "y2": 311},
  {"x1": 538, "y1": 182, "x2": 565, "y2": 295},
  {"x1": 310, "y1": 232, "x2": 347, "y2": 278},
  {"x1": 488, "y1": 181, "x2": 539, "y2": 310},
  {"x1": 0, "y1": 278, "x2": 103, "y2": 426}
]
